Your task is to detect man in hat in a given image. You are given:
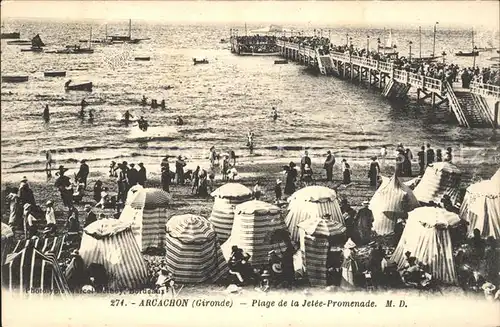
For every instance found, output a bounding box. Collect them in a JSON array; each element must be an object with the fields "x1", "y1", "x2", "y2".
[
  {"x1": 356, "y1": 200, "x2": 374, "y2": 245},
  {"x1": 54, "y1": 166, "x2": 72, "y2": 208},
  {"x1": 259, "y1": 270, "x2": 271, "y2": 292},
  {"x1": 340, "y1": 238, "x2": 358, "y2": 290},
  {"x1": 127, "y1": 163, "x2": 139, "y2": 187},
  {"x1": 161, "y1": 166, "x2": 170, "y2": 192},
  {"x1": 324, "y1": 150, "x2": 335, "y2": 182},
  {"x1": 253, "y1": 181, "x2": 262, "y2": 200},
  {"x1": 116, "y1": 162, "x2": 129, "y2": 202},
  {"x1": 76, "y1": 159, "x2": 90, "y2": 190},
  {"x1": 300, "y1": 150, "x2": 311, "y2": 178},
  {"x1": 84, "y1": 204, "x2": 97, "y2": 227},
  {"x1": 175, "y1": 155, "x2": 186, "y2": 185},
  {"x1": 18, "y1": 177, "x2": 36, "y2": 208},
  {"x1": 137, "y1": 163, "x2": 147, "y2": 186},
  {"x1": 65, "y1": 249, "x2": 87, "y2": 292}
]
